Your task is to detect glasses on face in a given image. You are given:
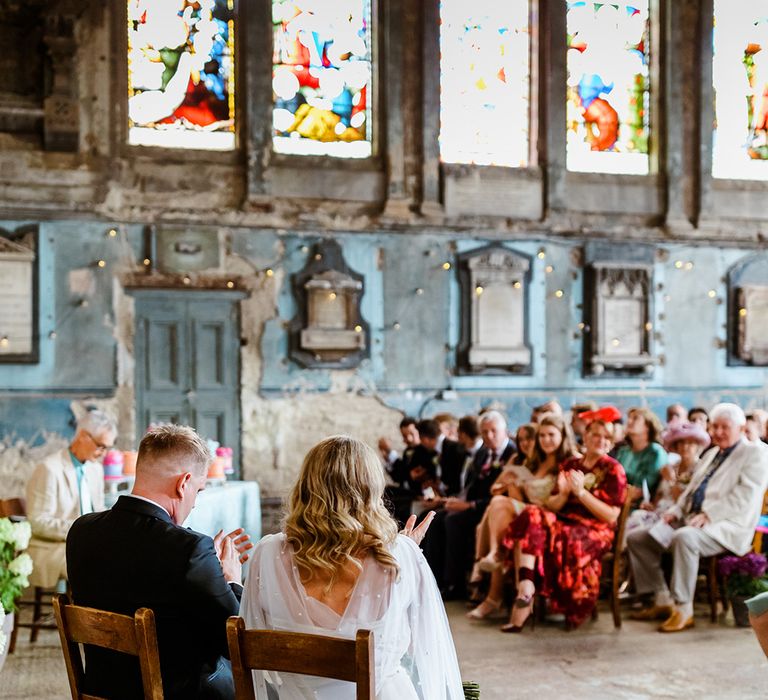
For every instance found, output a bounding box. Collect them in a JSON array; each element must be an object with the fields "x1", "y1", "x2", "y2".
[{"x1": 86, "y1": 431, "x2": 114, "y2": 452}]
